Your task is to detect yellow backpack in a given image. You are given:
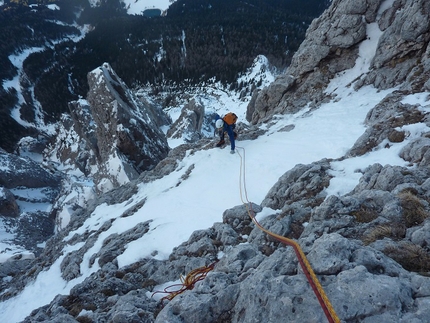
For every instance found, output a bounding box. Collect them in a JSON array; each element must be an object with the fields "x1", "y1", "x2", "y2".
[{"x1": 223, "y1": 112, "x2": 238, "y2": 125}]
